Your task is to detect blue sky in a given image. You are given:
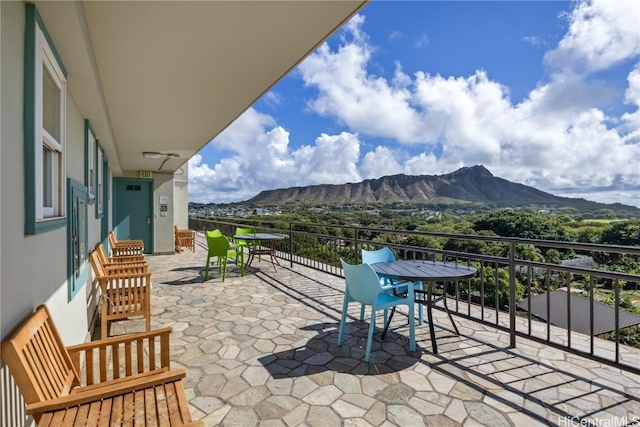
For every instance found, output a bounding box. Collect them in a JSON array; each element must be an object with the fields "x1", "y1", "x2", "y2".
[{"x1": 189, "y1": 0, "x2": 640, "y2": 207}]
